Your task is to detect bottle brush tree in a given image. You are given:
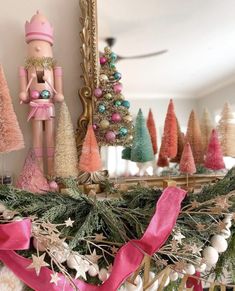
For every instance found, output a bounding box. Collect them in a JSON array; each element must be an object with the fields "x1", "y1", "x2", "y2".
[
  {"x1": 54, "y1": 102, "x2": 78, "y2": 179},
  {"x1": 0, "y1": 64, "x2": 24, "y2": 153},
  {"x1": 161, "y1": 99, "x2": 177, "y2": 159},
  {"x1": 16, "y1": 150, "x2": 49, "y2": 193},
  {"x1": 171, "y1": 118, "x2": 185, "y2": 163},
  {"x1": 204, "y1": 129, "x2": 225, "y2": 171},
  {"x1": 217, "y1": 102, "x2": 235, "y2": 157},
  {"x1": 185, "y1": 110, "x2": 204, "y2": 164},
  {"x1": 130, "y1": 109, "x2": 154, "y2": 163},
  {"x1": 147, "y1": 109, "x2": 158, "y2": 155},
  {"x1": 200, "y1": 108, "x2": 213, "y2": 153},
  {"x1": 179, "y1": 142, "x2": 196, "y2": 187},
  {"x1": 79, "y1": 125, "x2": 103, "y2": 173}
]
